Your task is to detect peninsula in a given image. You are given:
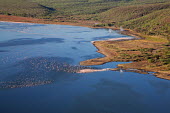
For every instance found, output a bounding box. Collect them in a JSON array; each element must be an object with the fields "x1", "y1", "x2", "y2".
[{"x1": 0, "y1": 0, "x2": 169, "y2": 79}]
